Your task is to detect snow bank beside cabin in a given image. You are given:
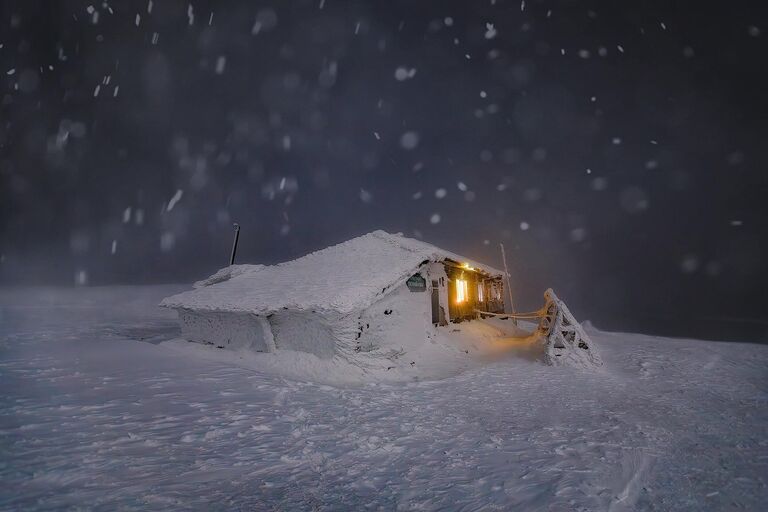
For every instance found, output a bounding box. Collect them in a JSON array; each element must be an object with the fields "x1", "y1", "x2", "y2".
[{"x1": 165, "y1": 313, "x2": 532, "y2": 384}]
